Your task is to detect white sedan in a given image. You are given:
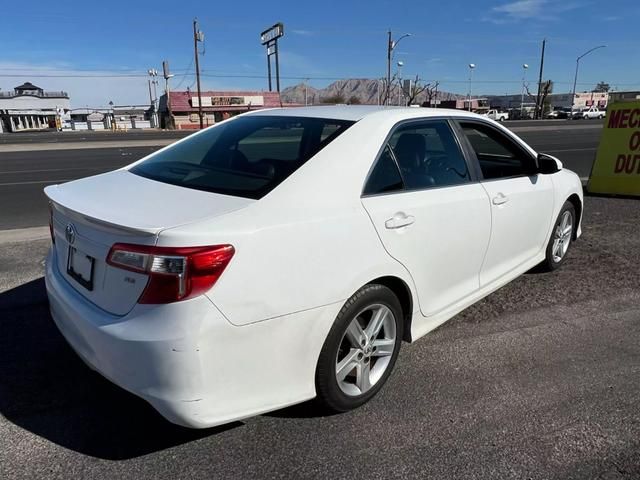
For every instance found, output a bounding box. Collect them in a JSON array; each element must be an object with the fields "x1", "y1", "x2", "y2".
[{"x1": 44, "y1": 106, "x2": 583, "y2": 428}]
